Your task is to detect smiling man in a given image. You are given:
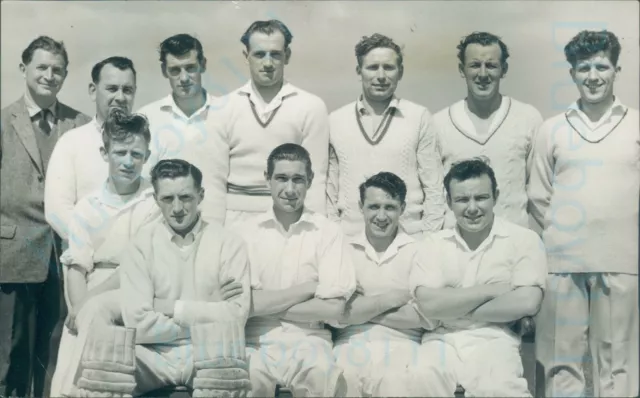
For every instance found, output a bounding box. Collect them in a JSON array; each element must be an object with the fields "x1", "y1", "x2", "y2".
[
  {"x1": 45, "y1": 56, "x2": 137, "y2": 242},
  {"x1": 428, "y1": 32, "x2": 543, "y2": 229},
  {"x1": 328, "y1": 33, "x2": 445, "y2": 238},
  {"x1": 409, "y1": 158, "x2": 546, "y2": 397},
  {"x1": 235, "y1": 143, "x2": 355, "y2": 397},
  {"x1": 207, "y1": 20, "x2": 330, "y2": 228},
  {"x1": 332, "y1": 172, "x2": 437, "y2": 397},
  {"x1": 1, "y1": 35, "x2": 91, "y2": 398},
  {"x1": 530, "y1": 30, "x2": 639, "y2": 398},
  {"x1": 137, "y1": 34, "x2": 224, "y2": 225}
]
